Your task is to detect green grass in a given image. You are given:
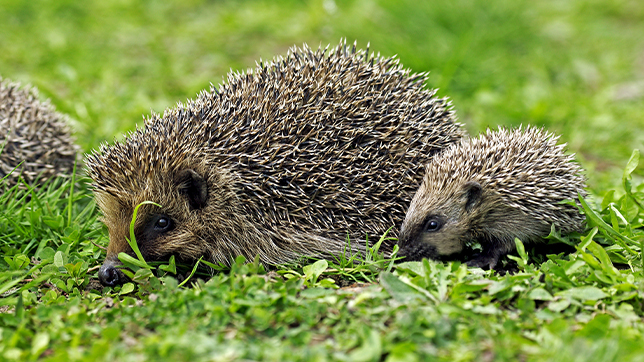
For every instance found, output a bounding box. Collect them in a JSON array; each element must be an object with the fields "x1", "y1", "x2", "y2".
[
  {"x1": 2, "y1": 0, "x2": 644, "y2": 360},
  {"x1": 2, "y1": 168, "x2": 644, "y2": 361}
]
